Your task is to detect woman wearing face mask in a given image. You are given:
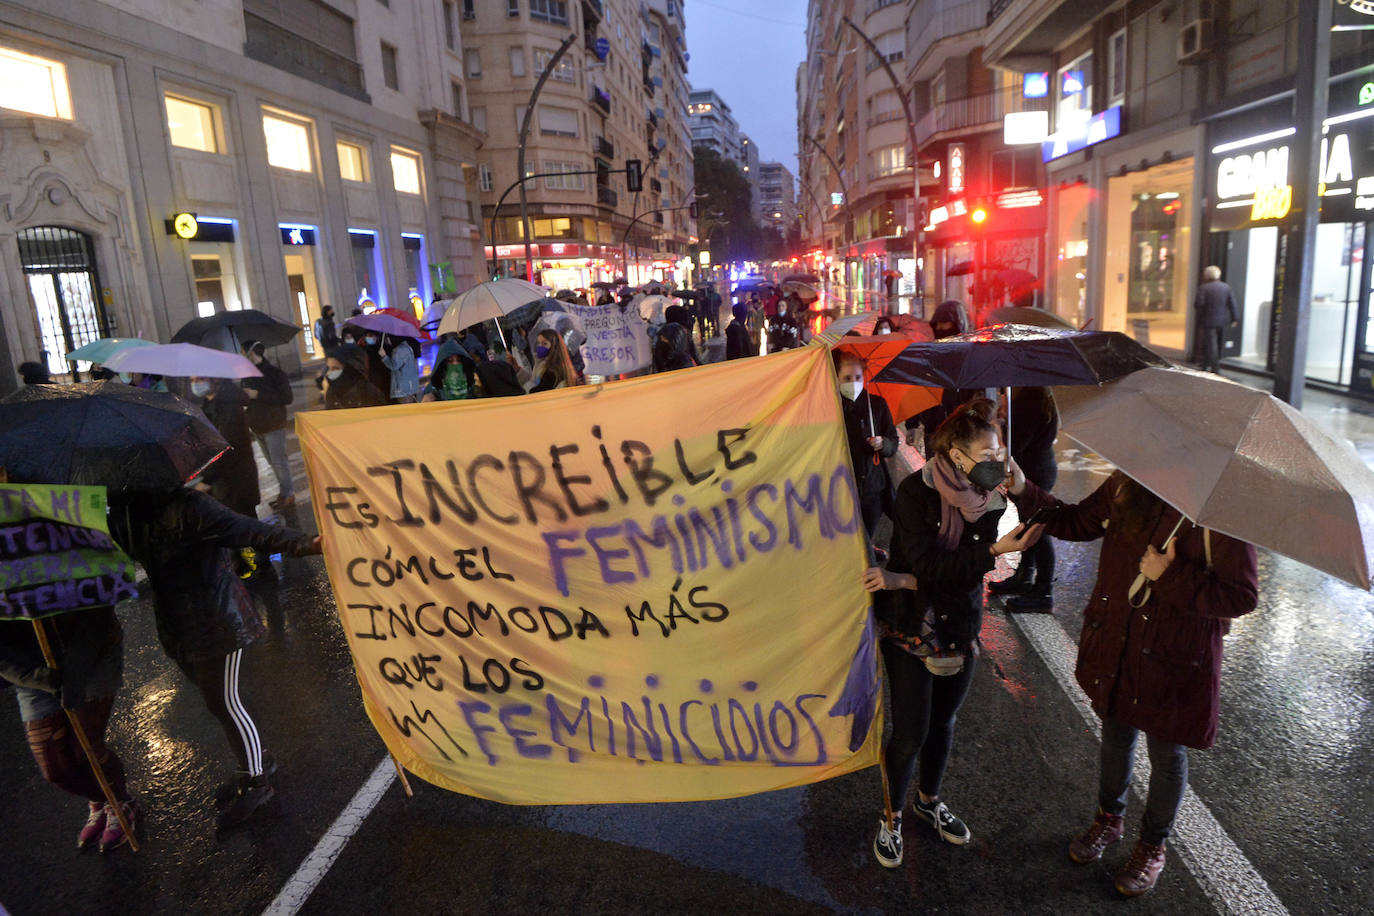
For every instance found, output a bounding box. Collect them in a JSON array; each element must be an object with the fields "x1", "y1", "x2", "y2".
[
  {"x1": 322, "y1": 344, "x2": 387, "y2": 410},
  {"x1": 521, "y1": 329, "x2": 578, "y2": 392},
  {"x1": 862, "y1": 398, "x2": 1043, "y2": 869},
  {"x1": 190, "y1": 376, "x2": 260, "y2": 517},
  {"x1": 834, "y1": 352, "x2": 897, "y2": 541},
  {"x1": 421, "y1": 338, "x2": 477, "y2": 402},
  {"x1": 378, "y1": 334, "x2": 421, "y2": 404}
]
